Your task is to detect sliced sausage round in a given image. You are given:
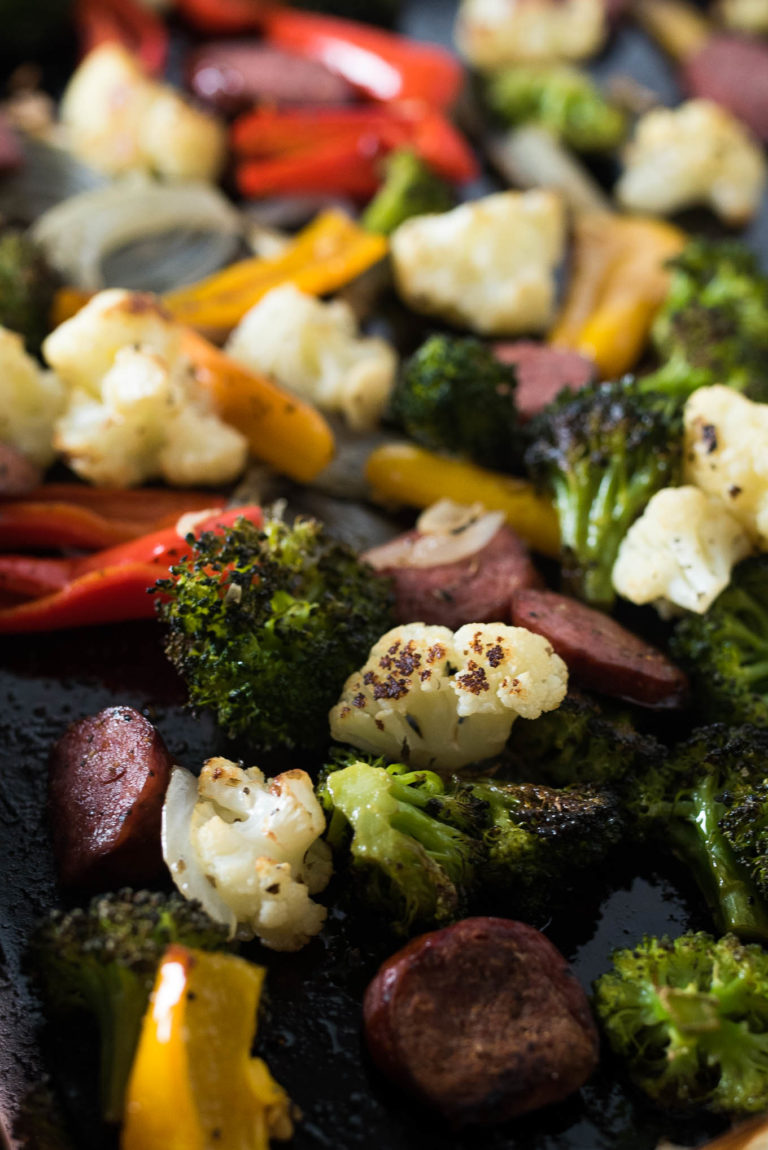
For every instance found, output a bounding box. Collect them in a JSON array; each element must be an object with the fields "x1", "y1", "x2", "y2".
[
  {"x1": 363, "y1": 916, "x2": 599, "y2": 1125},
  {"x1": 48, "y1": 706, "x2": 173, "y2": 889},
  {"x1": 364, "y1": 524, "x2": 542, "y2": 630},
  {"x1": 493, "y1": 342, "x2": 595, "y2": 422},
  {"x1": 510, "y1": 588, "x2": 689, "y2": 708},
  {"x1": 188, "y1": 42, "x2": 355, "y2": 114},
  {"x1": 683, "y1": 37, "x2": 768, "y2": 143}
]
